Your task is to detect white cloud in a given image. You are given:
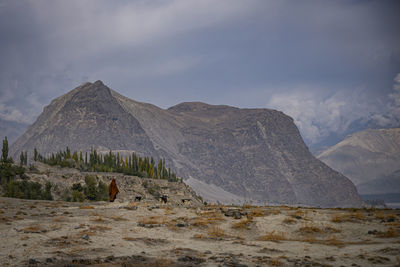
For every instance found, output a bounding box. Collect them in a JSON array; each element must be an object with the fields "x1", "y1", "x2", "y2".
[{"x1": 267, "y1": 86, "x2": 379, "y2": 145}]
